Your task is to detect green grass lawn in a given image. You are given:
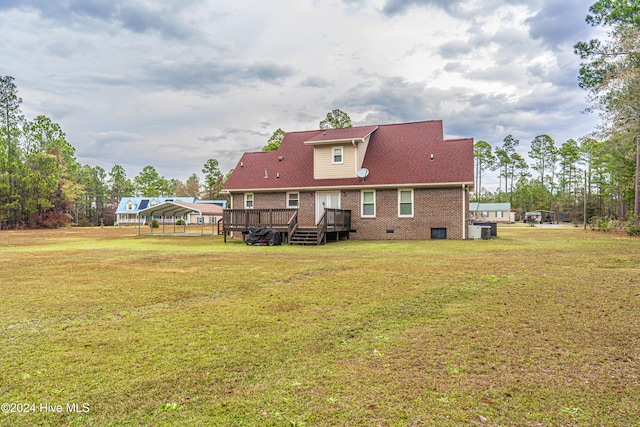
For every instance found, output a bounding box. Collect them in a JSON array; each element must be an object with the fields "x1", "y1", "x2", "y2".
[{"x1": 1, "y1": 225, "x2": 639, "y2": 426}]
